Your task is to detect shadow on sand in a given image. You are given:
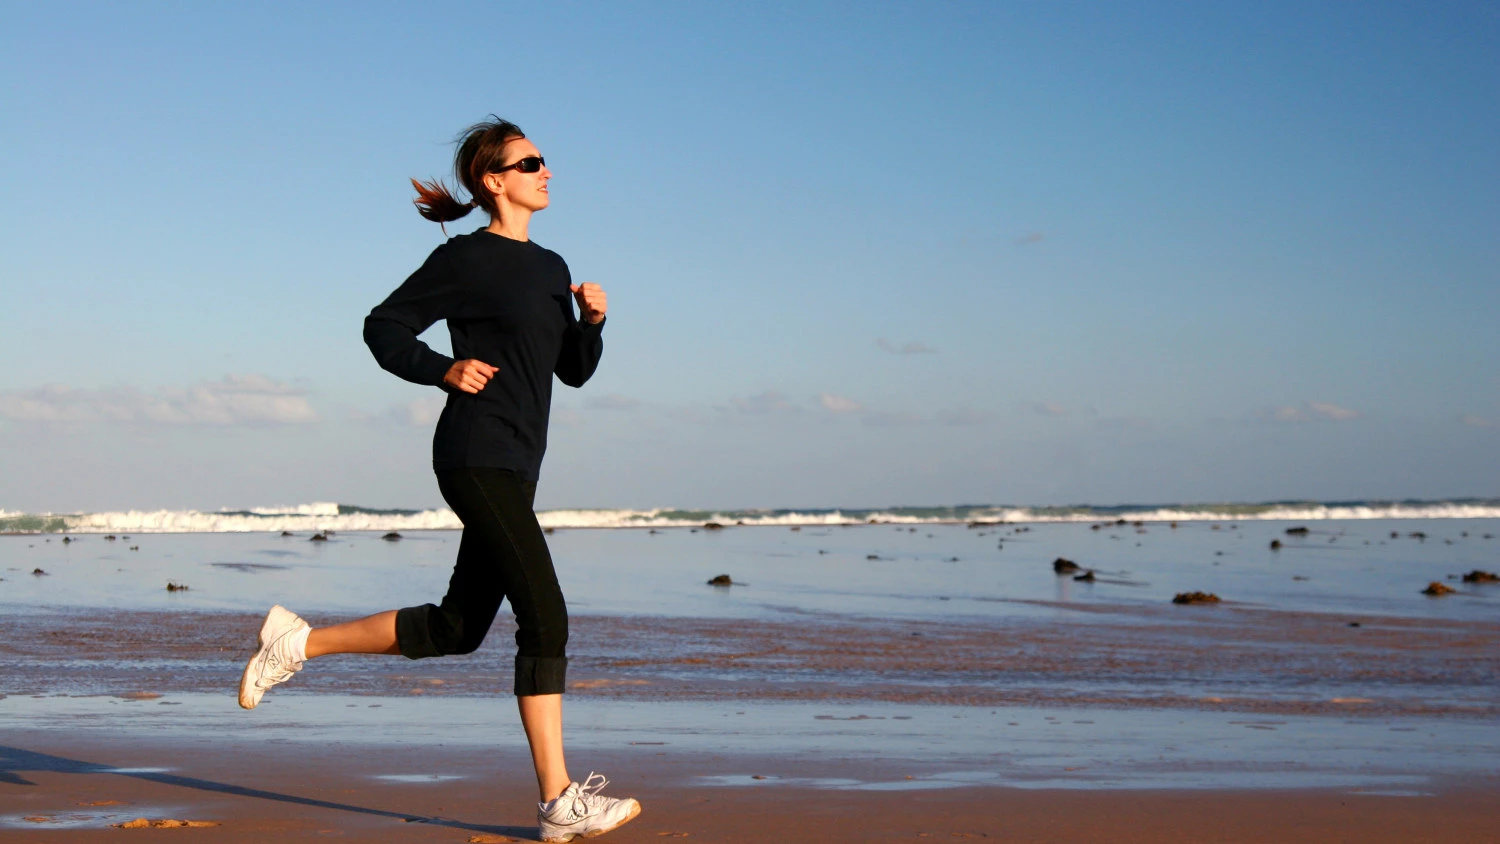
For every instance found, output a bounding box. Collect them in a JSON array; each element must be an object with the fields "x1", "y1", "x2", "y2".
[{"x1": 0, "y1": 743, "x2": 533, "y2": 839}]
